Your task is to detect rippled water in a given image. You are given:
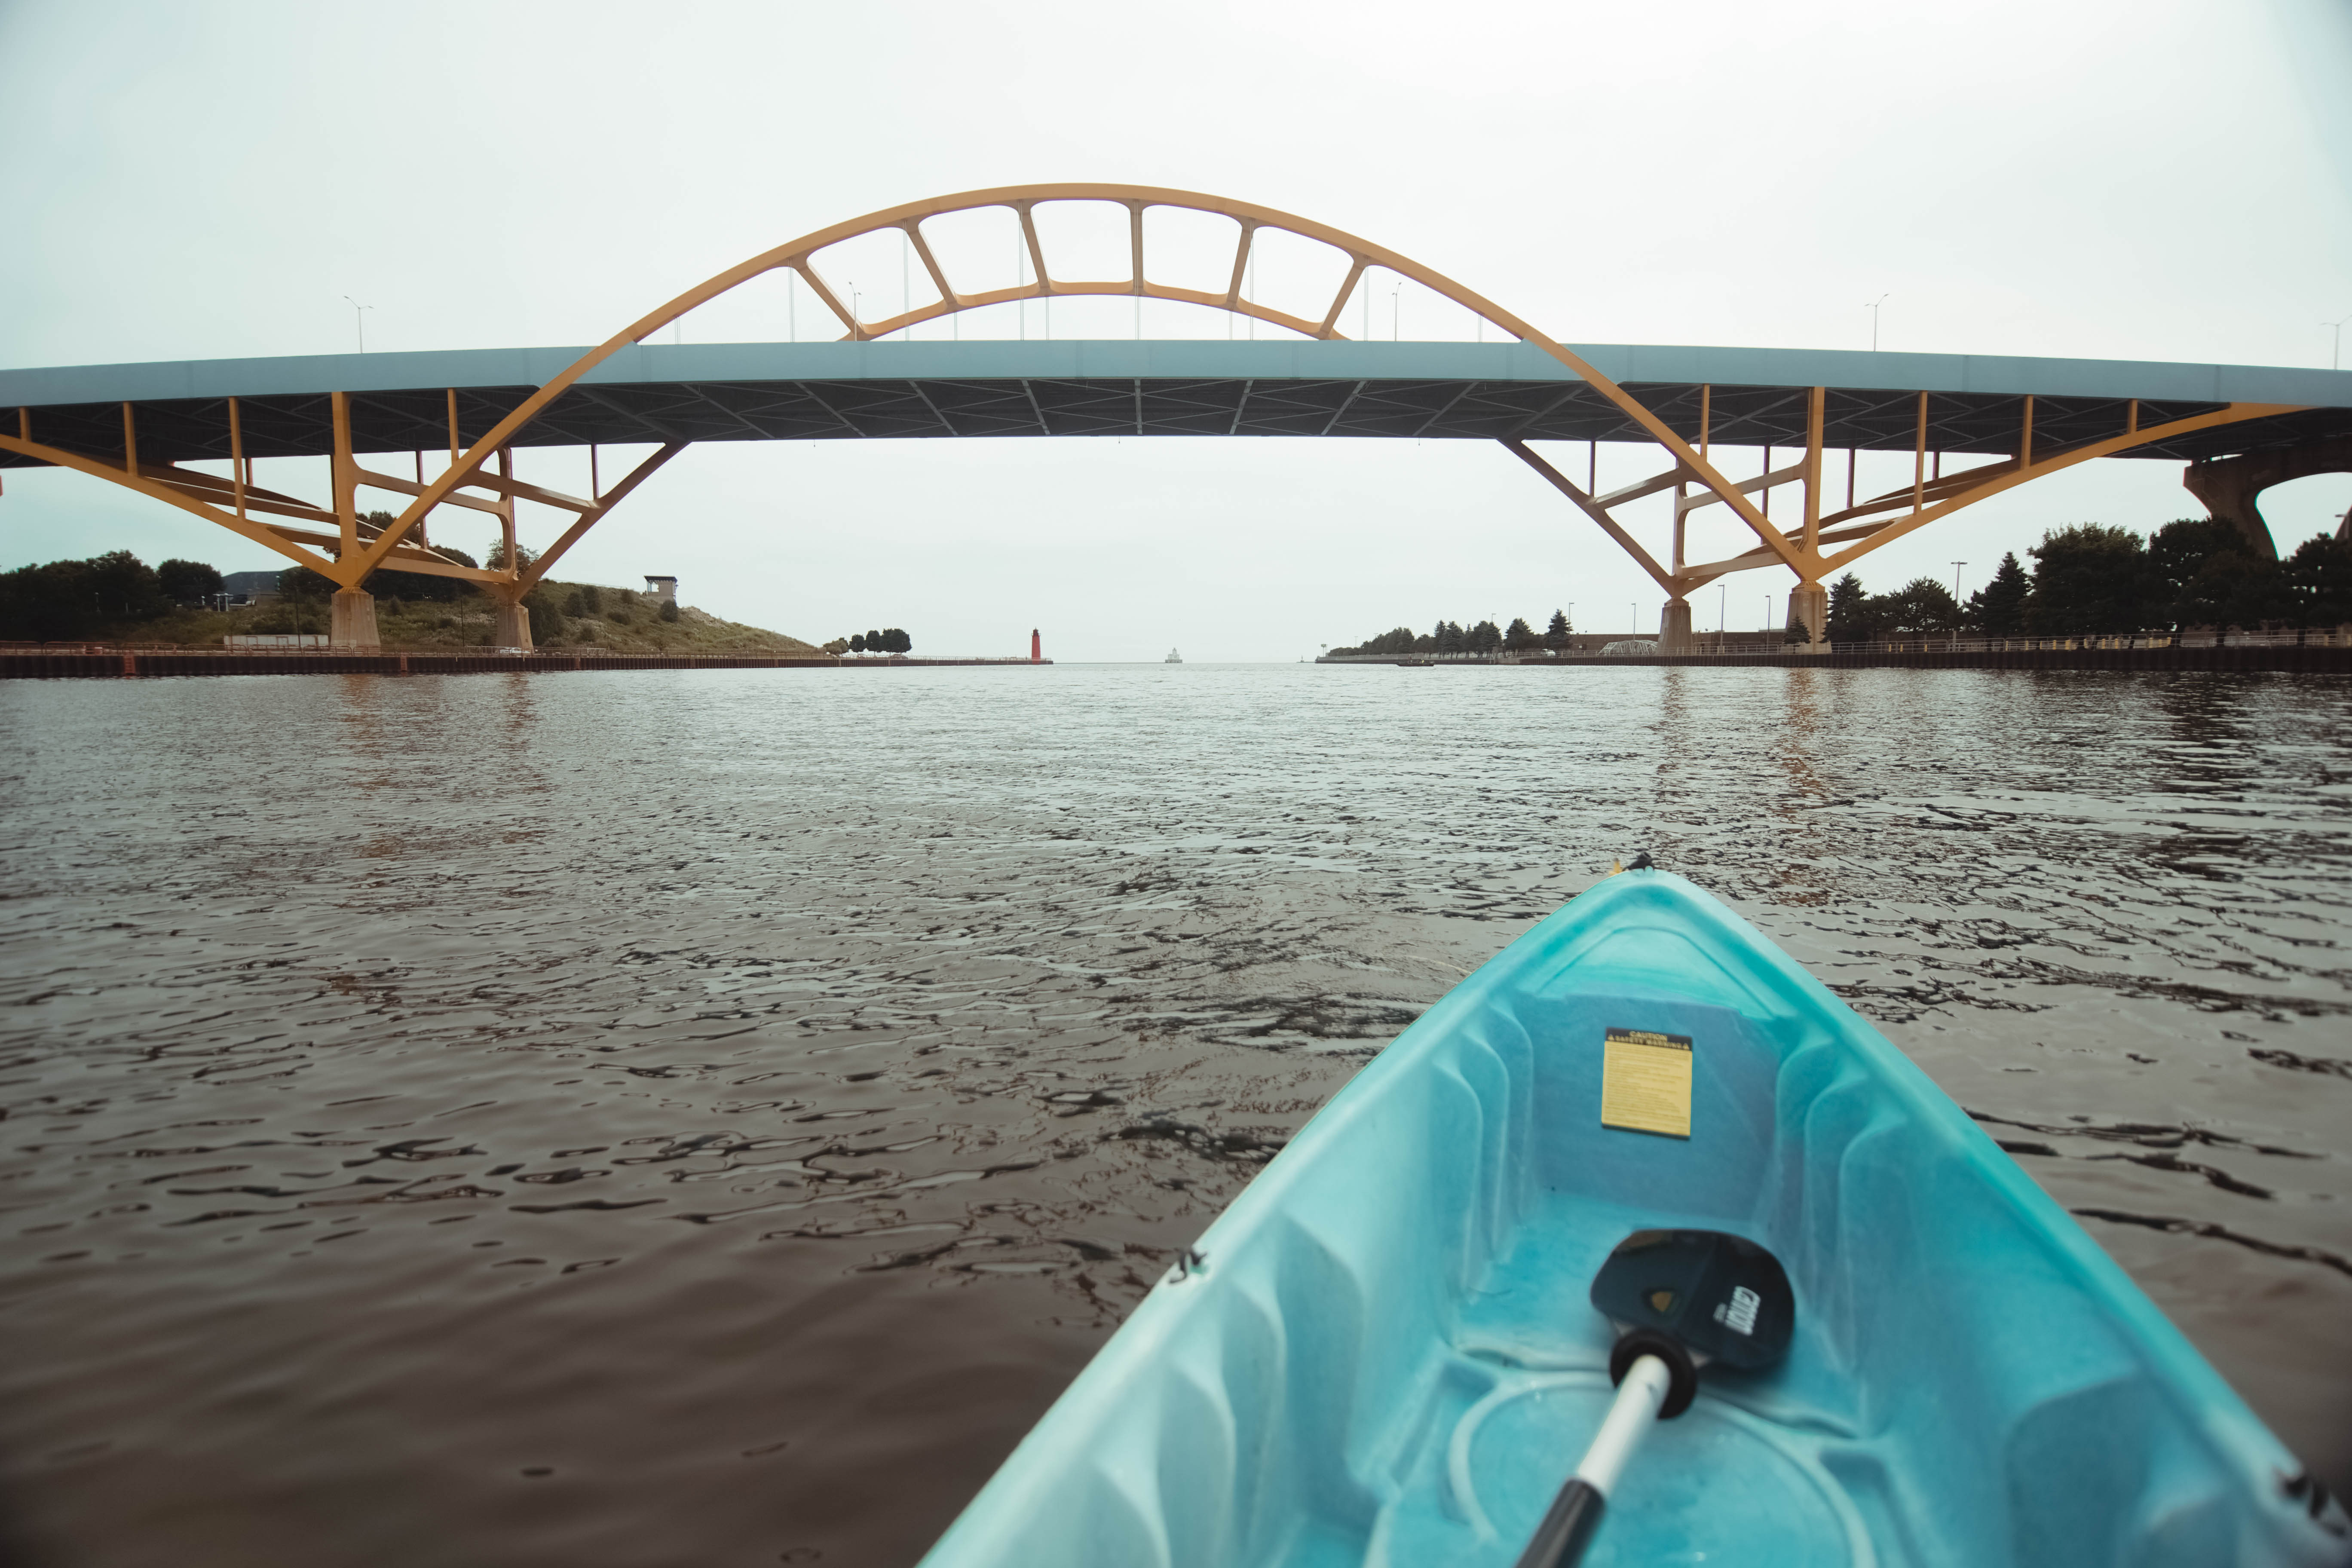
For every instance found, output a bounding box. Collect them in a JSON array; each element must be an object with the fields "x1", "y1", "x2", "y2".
[{"x1": 2, "y1": 664, "x2": 2347, "y2": 1565}]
